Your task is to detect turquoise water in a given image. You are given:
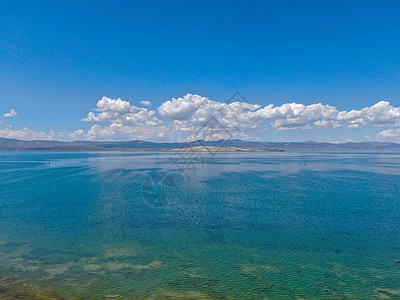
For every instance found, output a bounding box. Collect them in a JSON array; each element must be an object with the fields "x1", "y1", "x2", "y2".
[{"x1": 0, "y1": 151, "x2": 399, "y2": 299}]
